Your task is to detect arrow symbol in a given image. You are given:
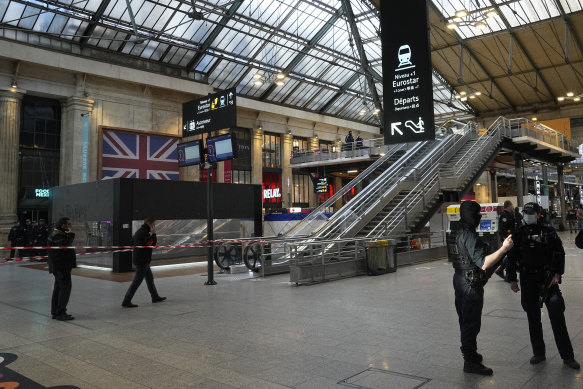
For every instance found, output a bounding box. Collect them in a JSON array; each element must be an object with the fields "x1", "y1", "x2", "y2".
[{"x1": 391, "y1": 122, "x2": 403, "y2": 135}]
